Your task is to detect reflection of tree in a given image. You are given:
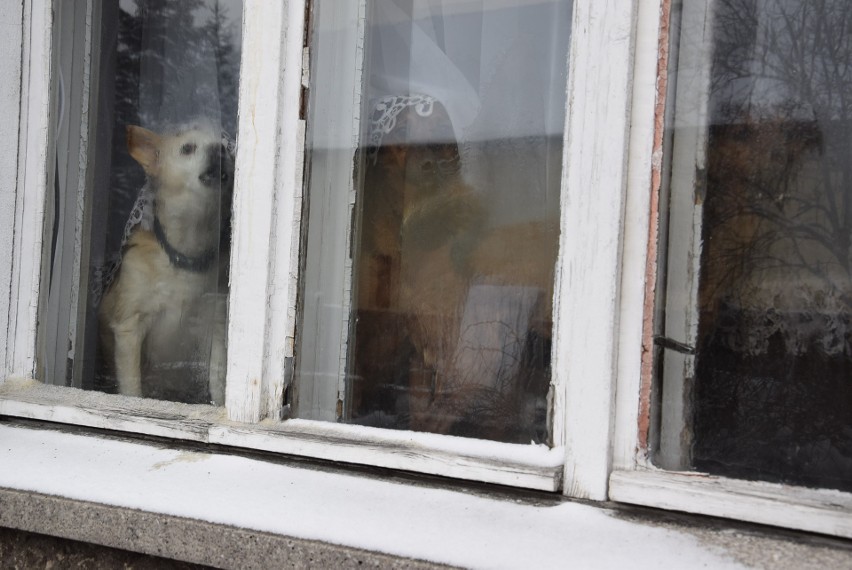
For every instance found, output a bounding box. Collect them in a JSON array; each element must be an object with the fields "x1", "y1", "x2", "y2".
[
  {"x1": 106, "y1": 0, "x2": 240, "y2": 255},
  {"x1": 691, "y1": 0, "x2": 852, "y2": 492},
  {"x1": 703, "y1": 0, "x2": 852, "y2": 314},
  {"x1": 203, "y1": 0, "x2": 241, "y2": 136},
  {"x1": 108, "y1": 2, "x2": 145, "y2": 239}
]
